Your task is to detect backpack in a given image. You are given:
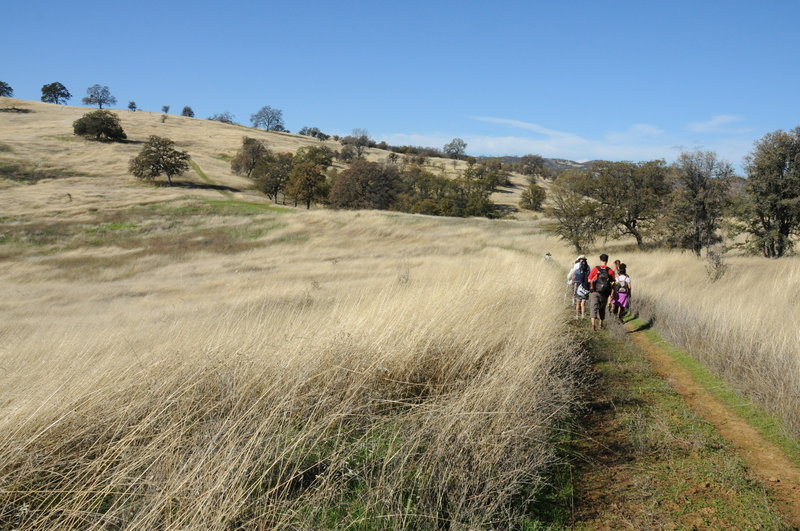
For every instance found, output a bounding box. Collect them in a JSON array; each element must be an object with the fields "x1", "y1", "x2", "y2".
[
  {"x1": 594, "y1": 266, "x2": 612, "y2": 295},
  {"x1": 573, "y1": 263, "x2": 589, "y2": 286},
  {"x1": 616, "y1": 275, "x2": 629, "y2": 294}
]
